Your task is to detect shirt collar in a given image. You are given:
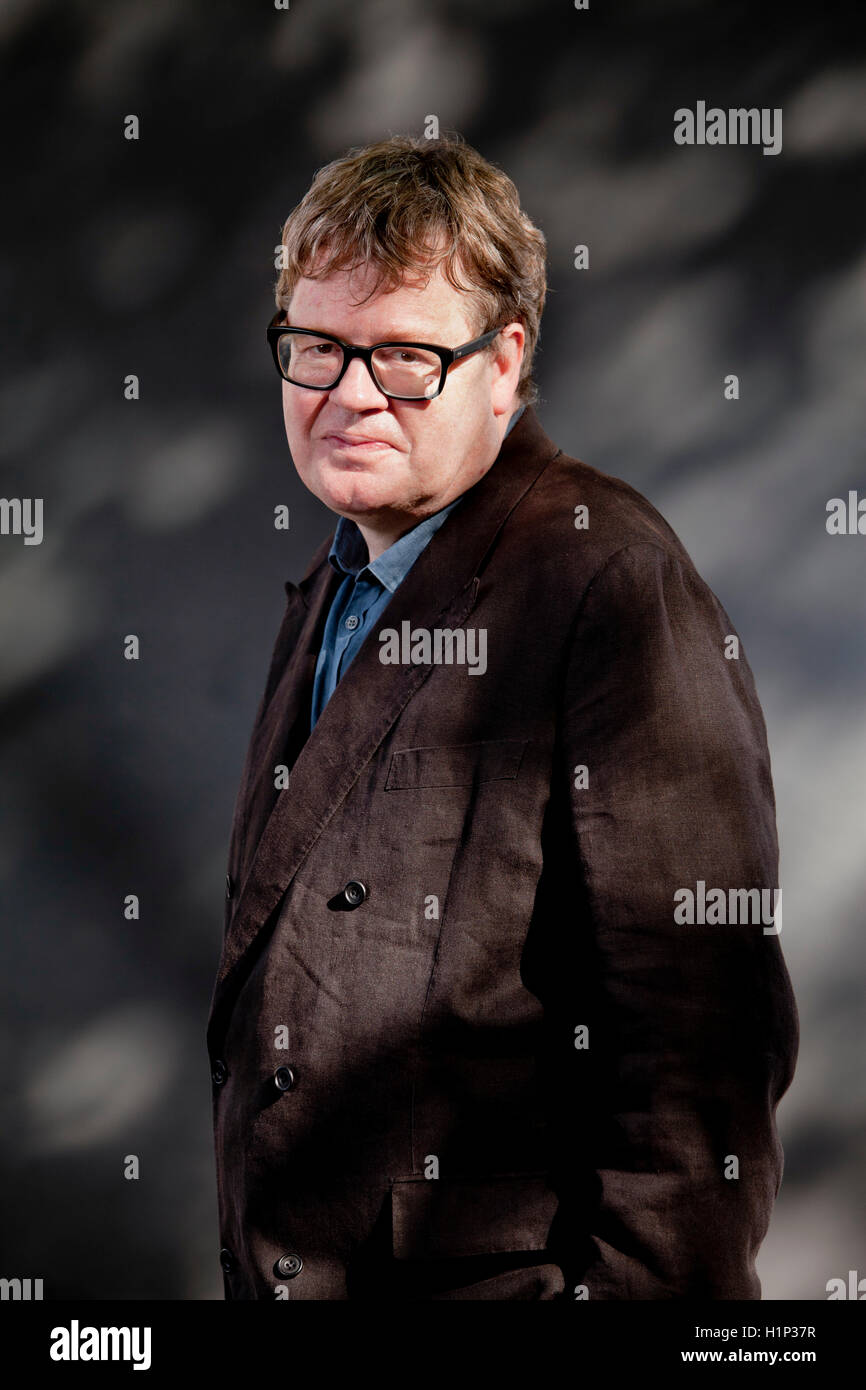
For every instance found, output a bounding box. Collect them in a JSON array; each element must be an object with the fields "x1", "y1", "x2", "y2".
[
  {"x1": 326, "y1": 404, "x2": 526, "y2": 592},
  {"x1": 328, "y1": 495, "x2": 462, "y2": 593}
]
